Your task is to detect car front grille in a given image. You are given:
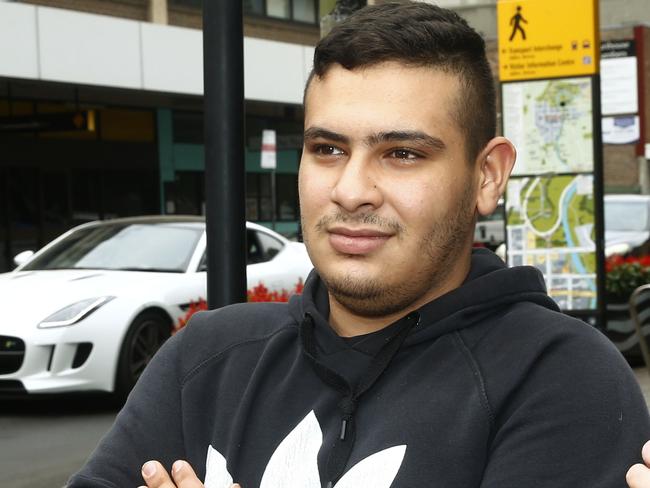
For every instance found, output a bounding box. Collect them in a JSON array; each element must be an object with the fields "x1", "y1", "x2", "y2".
[{"x1": 0, "y1": 335, "x2": 25, "y2": 374}]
